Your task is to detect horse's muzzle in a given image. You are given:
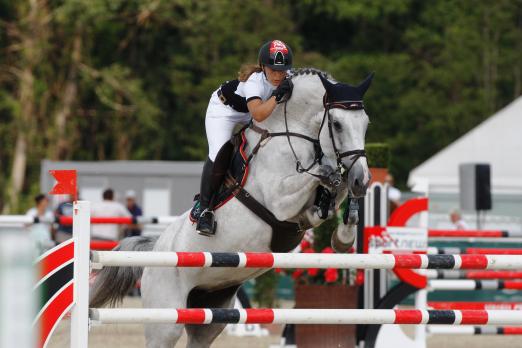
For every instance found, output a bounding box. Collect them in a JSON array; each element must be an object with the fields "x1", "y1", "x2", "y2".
[{"x1": 346, "y1": 159, "x2": 370, "y2": 197}]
